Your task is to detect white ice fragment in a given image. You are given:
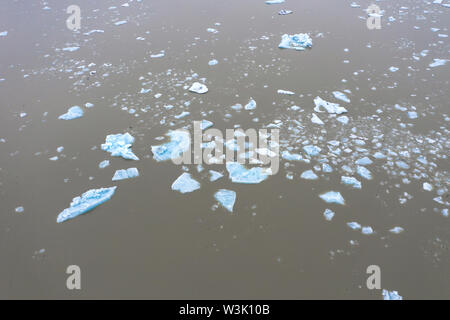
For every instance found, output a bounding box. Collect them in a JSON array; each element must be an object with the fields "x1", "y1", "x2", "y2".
[
  {"x1": 114, "y1": 20, "x2": 128, "y2": 26},
  {"x1": 390, "y1": 227, "x2": 404, "y2": 234},
  {"x1": 279, "y1": 33, "x2": 312, "y2": 51},
  {"x1": 112, "y1": 168, "x2": 139, "y2": 181},
  {"x1": 58, "y1": 106, "x2": 84, "y2": 120},
  {"x1": 189, "y1": 82, "x2": 208, "y2": 94},
  {"x1": 214, "y1": 189, "x2": 236, "y2": 212},
  {"x1": 208, "y1": 59, "x2": 218, "y2": 66},
  {"x1": 15, "y1": 206, "x2": 24, "y2": 213},
  {"x1": 266, "y1": 0, "x2": 285, "y2": 4},
  {"x1": 311, "y1": 113, "x2": 324, "y2": 125},
  {"x1": 356, "y1": 166, "x2": 372, "y2": 180},
  {"x1": 151, "y1": 130, "x2": 191, "y2": 162},
  {"x1": 429, "y1": 59, "x2": 448, "y2": 68},
  {"x1": 226, "y1": 162, "x2": 268, "y2": 184},
  {"x1": 301, "y1": 170, "x2": 318, "y2": 180},
  {"x1": 355, "y1": 157, "x2": 373, "y2": 166},
  {"x1": 382, "y1": 290, "x2": 403, "y2": 300},
  {"x1": 332, "y1": 91, "x2": 350, "y2": 103},
  {"x1": 277, "y1": 89, "x2": 295, "y2": 95},
  {"x1": 171, "y1": 172, "x2": 200, "y2": 193},
  {"x1": 320, "y1": 191, "x2": 345, "y2": 205},
  {"x1": 423, "y1": 182, "x2": 433, "y2": 191},
  {"x1": 244, "y1": 98, "x2": 257, "y2": 110},
  {"x1": 323, "y1": 209, "x2": 335, "y2": 221},
  {"x1": 303, "y1": 145, "x2": 321, "y2": 156},
  {"x1": 101, "y1": 133, "x2": 139, "y2": 161},
  {"x1": 314, "y1": 96, "x2": 347, "y2": 114},
  {"x1": 209, "y1": 170, "x2": 224, "y2": 182},
  {"x1": 341, "y1": 176, "x2": 362, "y2": 189},
  {"x1": 99, "y1": 160, "x2": 110, "y2": 169},
  {"x1": 201, "y1": 120, "x2": 214, "y2": 130},
  {"x1": 362, "y1": 226, "x2": 374, "y2": 235},
  {"x1": 278, "y1": 10, "x2": 293, "y2": 15}
]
